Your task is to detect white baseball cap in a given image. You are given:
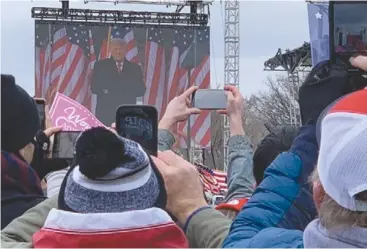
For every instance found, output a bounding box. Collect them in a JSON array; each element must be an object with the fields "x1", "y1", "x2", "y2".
[{"x1": 317, "y1": 88, "x2": 367, "y2": 211}]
